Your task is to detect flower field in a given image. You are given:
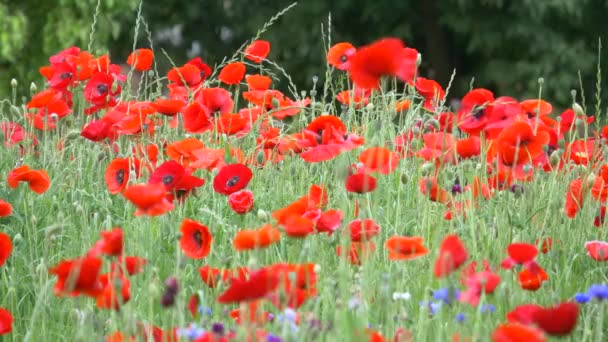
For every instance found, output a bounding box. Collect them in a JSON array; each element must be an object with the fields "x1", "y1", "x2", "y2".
[{"x1": 0, "y1": 13, "x2": 607, "y2": 342}]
